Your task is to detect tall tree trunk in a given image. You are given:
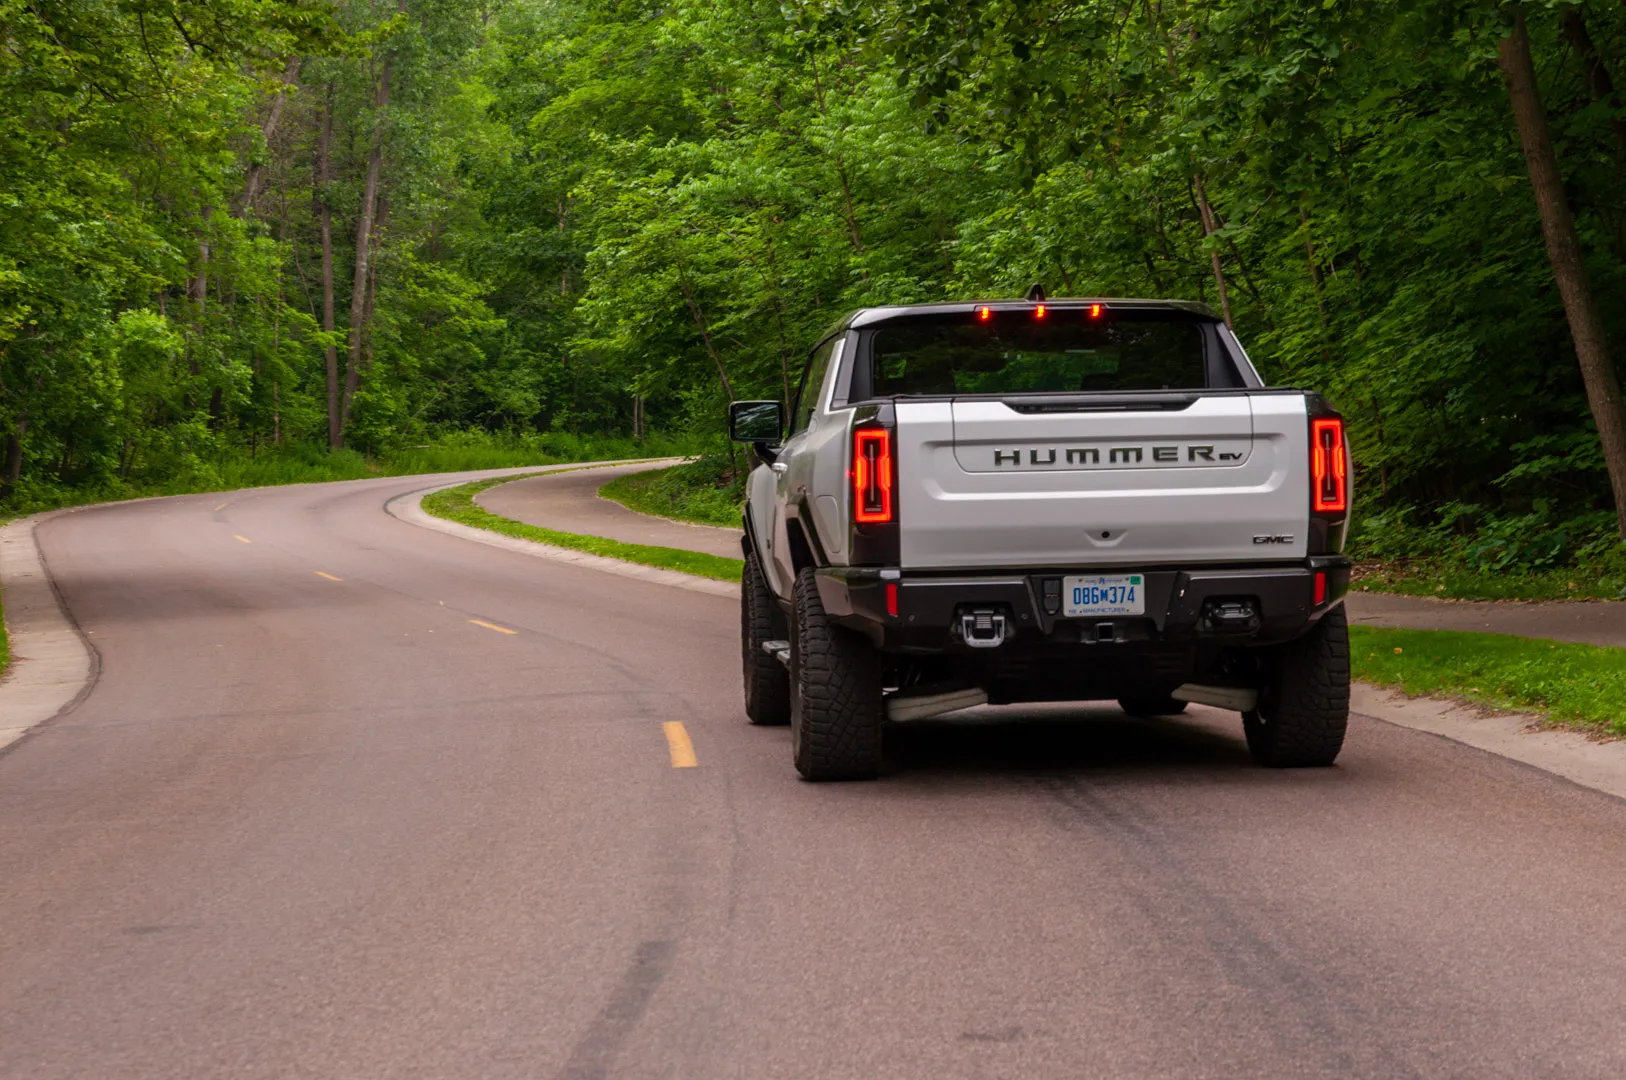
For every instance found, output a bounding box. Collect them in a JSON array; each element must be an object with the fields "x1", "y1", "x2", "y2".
[
  {"x1": 1559, "y1": 8, "x2": 1626, "y2": 161},
  {"x1": 1, "y1": 415, "x2": 25, "y2": 497},
  {"x1": 239, "y1": 55, "x2": 301, "y2": 214},
  {"x1": 342, "y1": 37, "x2": 397, "y2": 440},
  {"x1": 343, "y1": 196, "x2": 386, "y2": 429},
  {"x1": 1499, "y1": 8, "x2": 1626, "y2": 540},
  {"x1": 677, "y1": 275, "x2": 736, "y2": 400},
  {"x1": 1192, "y1": 176, "x2": 1233, "y2": 329},
  {"x1": 318, "y1": 84, "x2": 340, "y2": 449}
]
